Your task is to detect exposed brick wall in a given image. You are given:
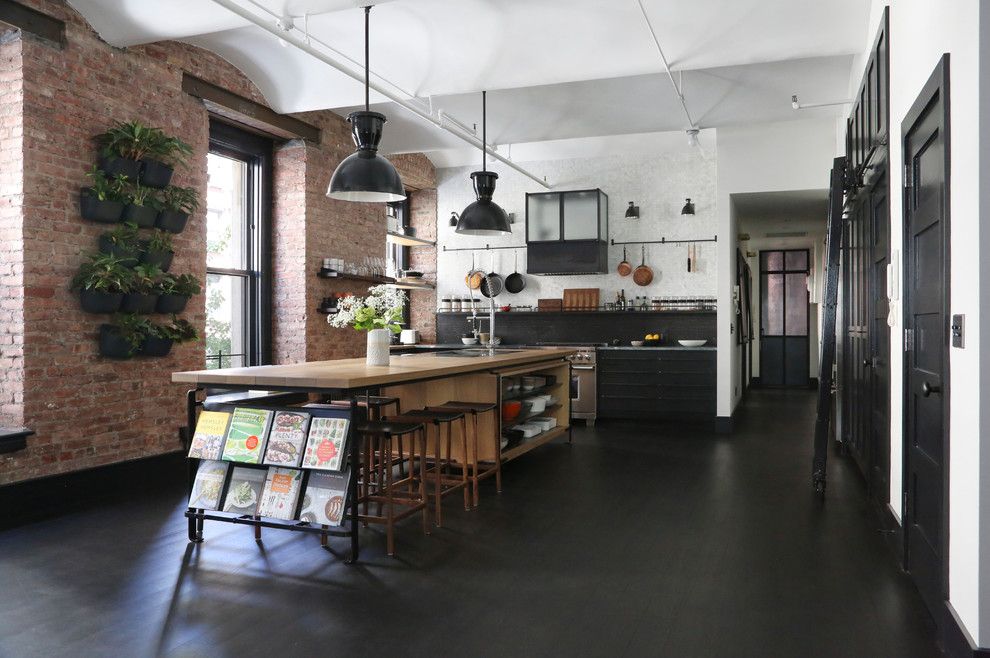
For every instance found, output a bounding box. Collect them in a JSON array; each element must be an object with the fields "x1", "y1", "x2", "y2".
[
  {"x1": 0, "y1": 0, "x2": 437, "y2": 485},
  {"x1": 408, "y1": 187, "x2": 438, "y2": 343},
  {"x1": 0, "y1": 32, "x2": 24, "y2": 428}
]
